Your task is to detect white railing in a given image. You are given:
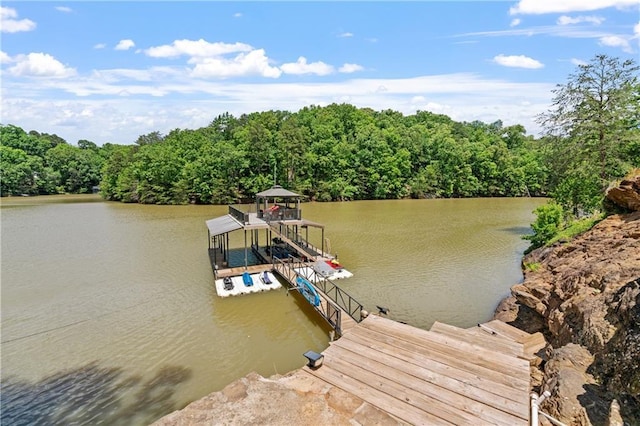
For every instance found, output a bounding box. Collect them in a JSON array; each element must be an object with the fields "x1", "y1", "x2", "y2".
[{"x1": 530, "y1": 391, "x2": 567, "y2": 426}]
